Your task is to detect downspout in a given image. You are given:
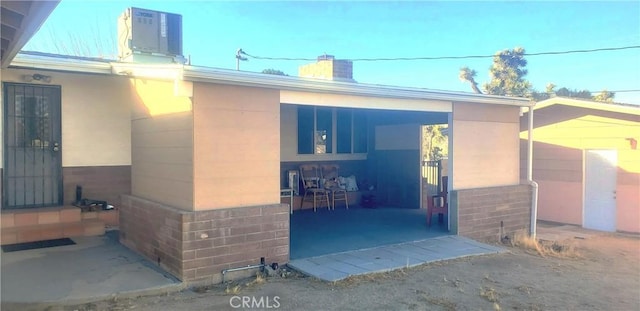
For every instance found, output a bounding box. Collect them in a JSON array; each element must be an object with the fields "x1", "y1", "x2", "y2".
[{"x1": 527, "y1": 105, "x2": 539, "y2": 238}]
